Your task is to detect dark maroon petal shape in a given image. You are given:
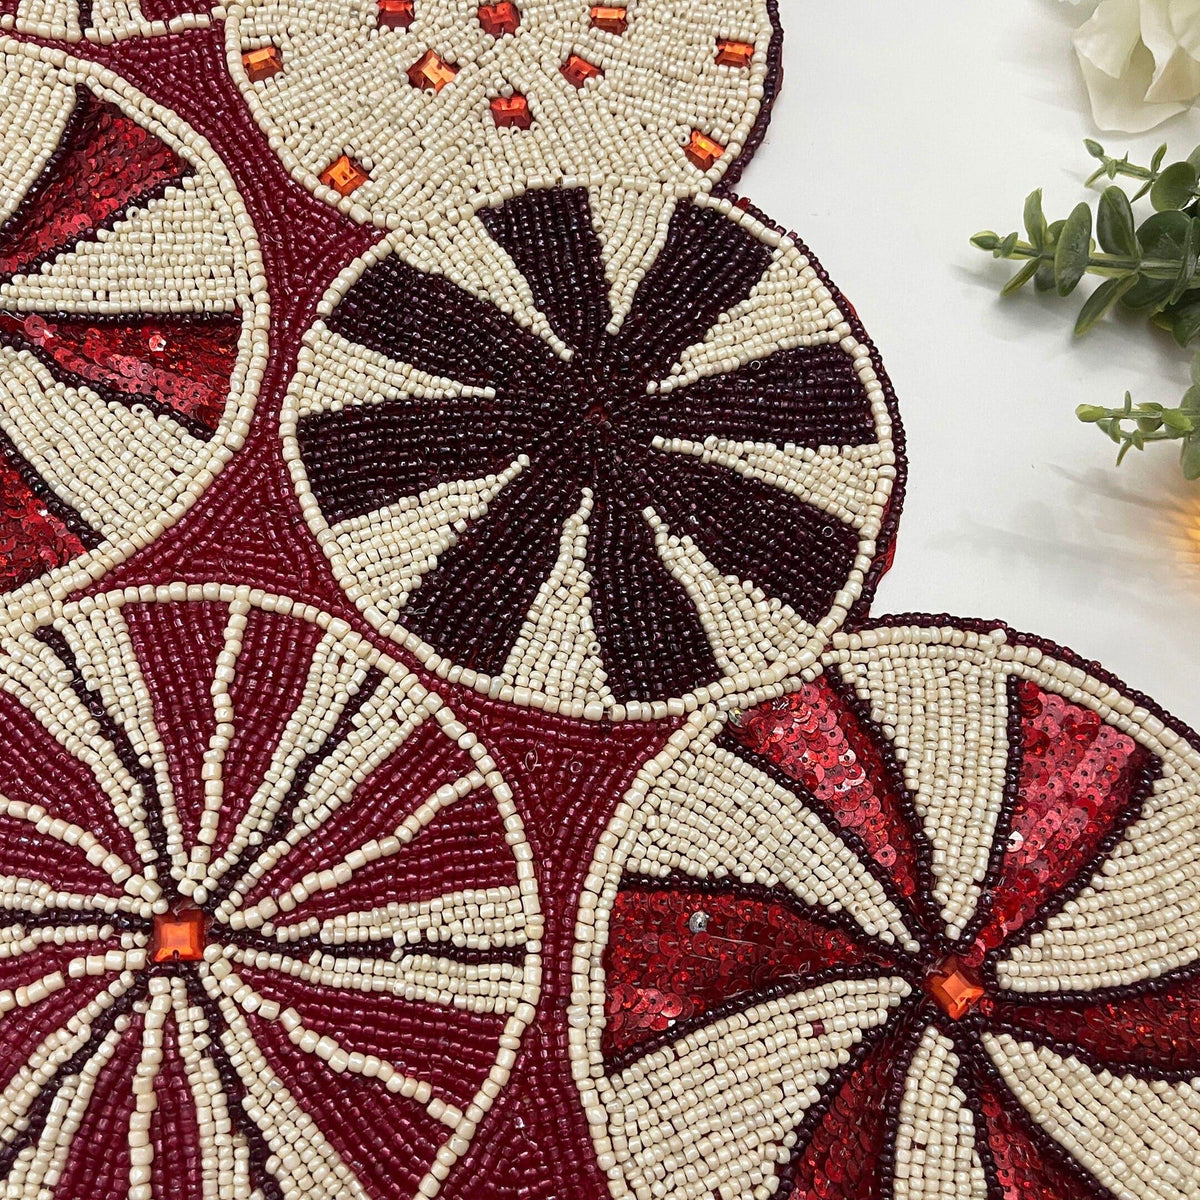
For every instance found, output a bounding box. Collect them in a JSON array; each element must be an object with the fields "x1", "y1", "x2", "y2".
[
  {"x1": 479, "y1": 186, "x2": 612, "y2": 355},
  {"x1": 602, "y1": 882, "x2": 894, "y2": 1061},
  {"x1": 625, "y1": 342, "x2": 877, "y2": 449},
  {"x1": 584, "y1": 471, "x2": 720, "y2": 702},
  {"x1": 642, "y1": 446, "x2": 861, "y2": 630},
  {"x1": 397, "y1": 451, "x2": 588, "y2": 677},
  {"x1": 295, "y1": 392, "x2": 543, "y2": 526},
  {"x1": 323, "y1": 249, "x2": 558, "y2": 394},
  {"x1": 617, "y1": 200, "x2": 773, "y2": 379}
]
